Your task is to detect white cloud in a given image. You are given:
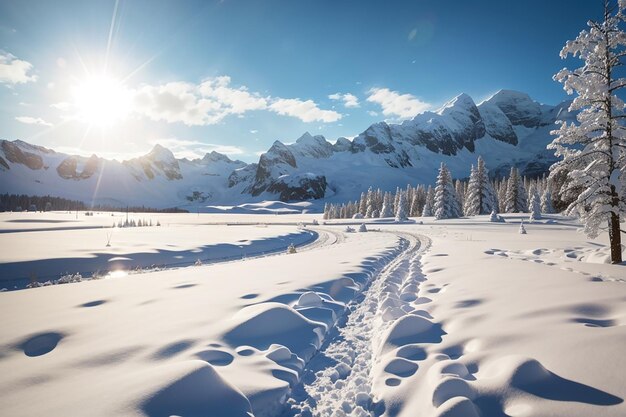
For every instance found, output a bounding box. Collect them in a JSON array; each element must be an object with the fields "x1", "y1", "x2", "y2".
[
  {"x1": 50, "y1": 102, "x2": 71, "y2": 111},
  {"x1": 131, "y1": 76, "x2": 340, "y2": 126},
  {"x1": 366, "y1": 87, "x2": 430, "y2": 119},
  {"x1": 198, "y1": 76, "x2": 267, "y2": 114},
  {"x1": 329, "y1": 92, "x2": 359, "y2": 108},
  {"x1": 133, "y1": 81, "x2": 223, "y2": 126},
  {"x1": 367, "y1": 110, "x2": 379, "y2": 117},
  {"x1": 0, "y1": 51, "x2": 37, "y2": 85},
  {"x1": 250, "y1": 129, "x2": 258, "y2": 134},
  {"x1": 269, "y1": 98, "x2": 342, "y2": 123},
  {"x1": 148, "y1": 137, "x2": 244, "y2": 160},
  {"x1": 15, "y1": 116, "x2": 52, "y2": 127}
]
